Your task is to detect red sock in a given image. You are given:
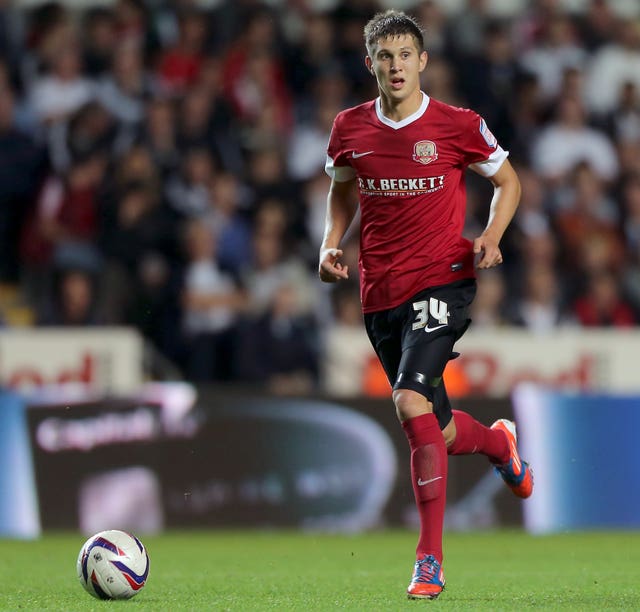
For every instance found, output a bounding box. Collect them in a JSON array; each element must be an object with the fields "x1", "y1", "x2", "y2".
[
  {"x1": 401, "y1": 413, "x2": 447, "y2": 563},
  {"x1": 447, "y1": 409, "x2": 509, "y2": 464}
]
